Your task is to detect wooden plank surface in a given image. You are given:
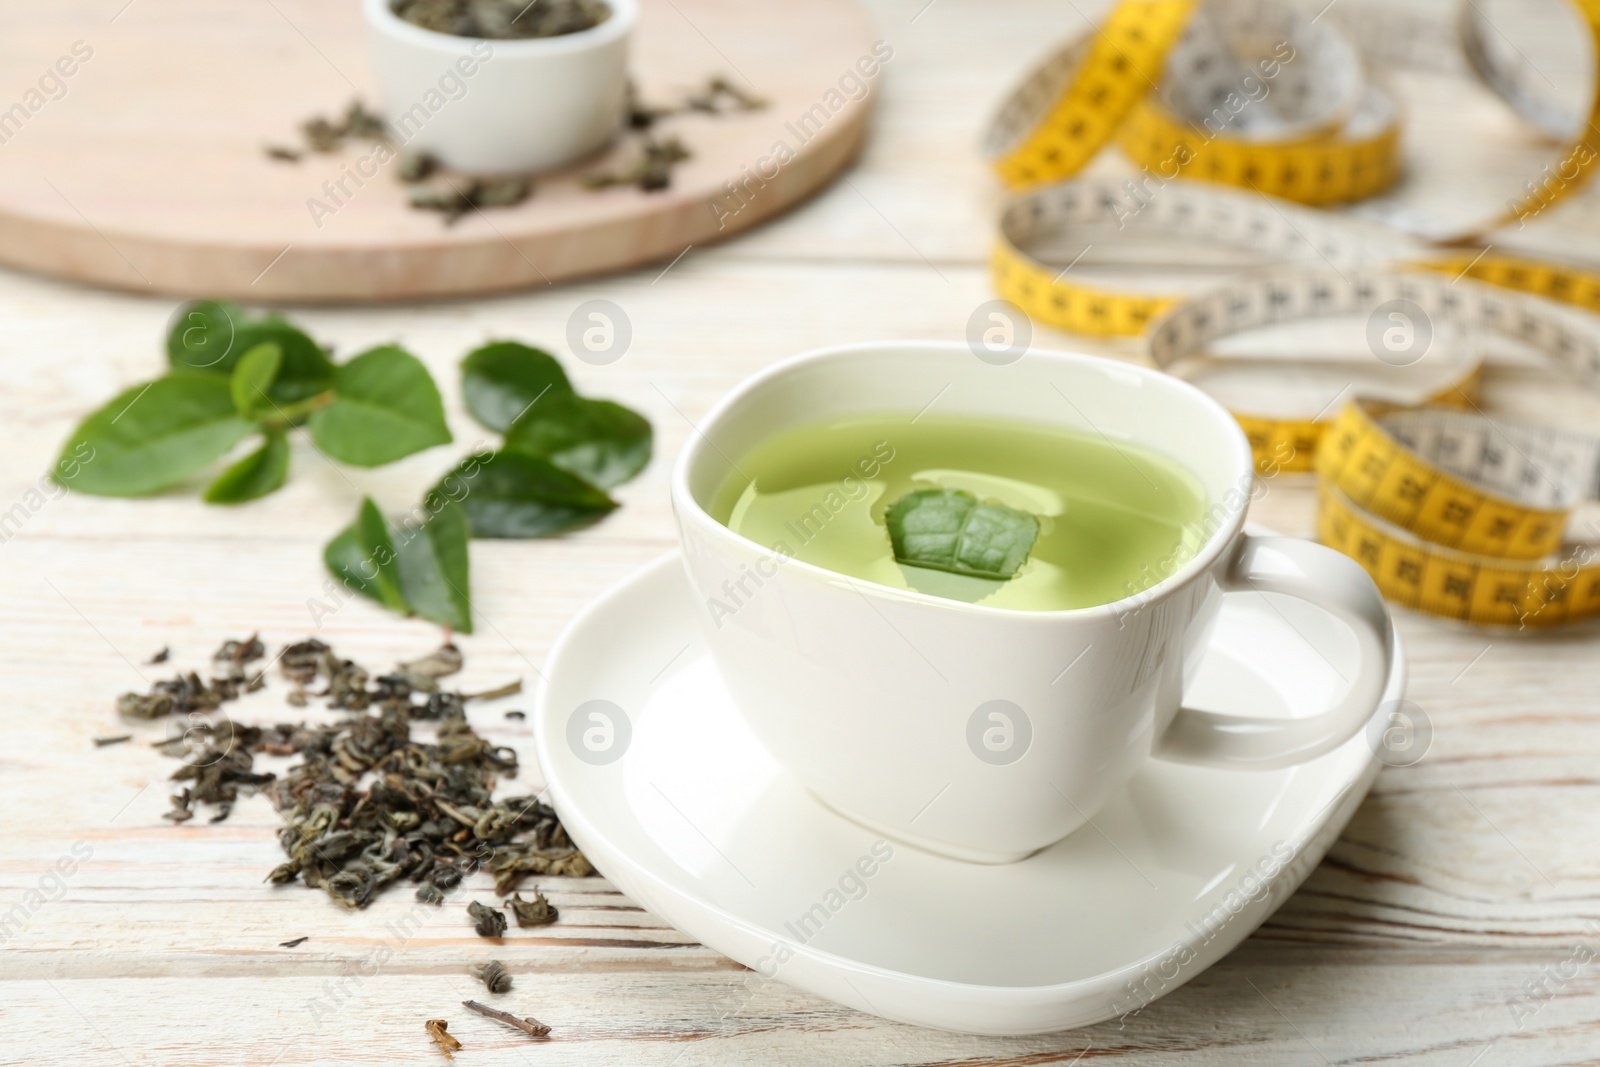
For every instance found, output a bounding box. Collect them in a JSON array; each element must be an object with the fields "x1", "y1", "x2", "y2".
[{"x1": 6, "y1": 0, "x2": 1600, "y2": 1062}]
